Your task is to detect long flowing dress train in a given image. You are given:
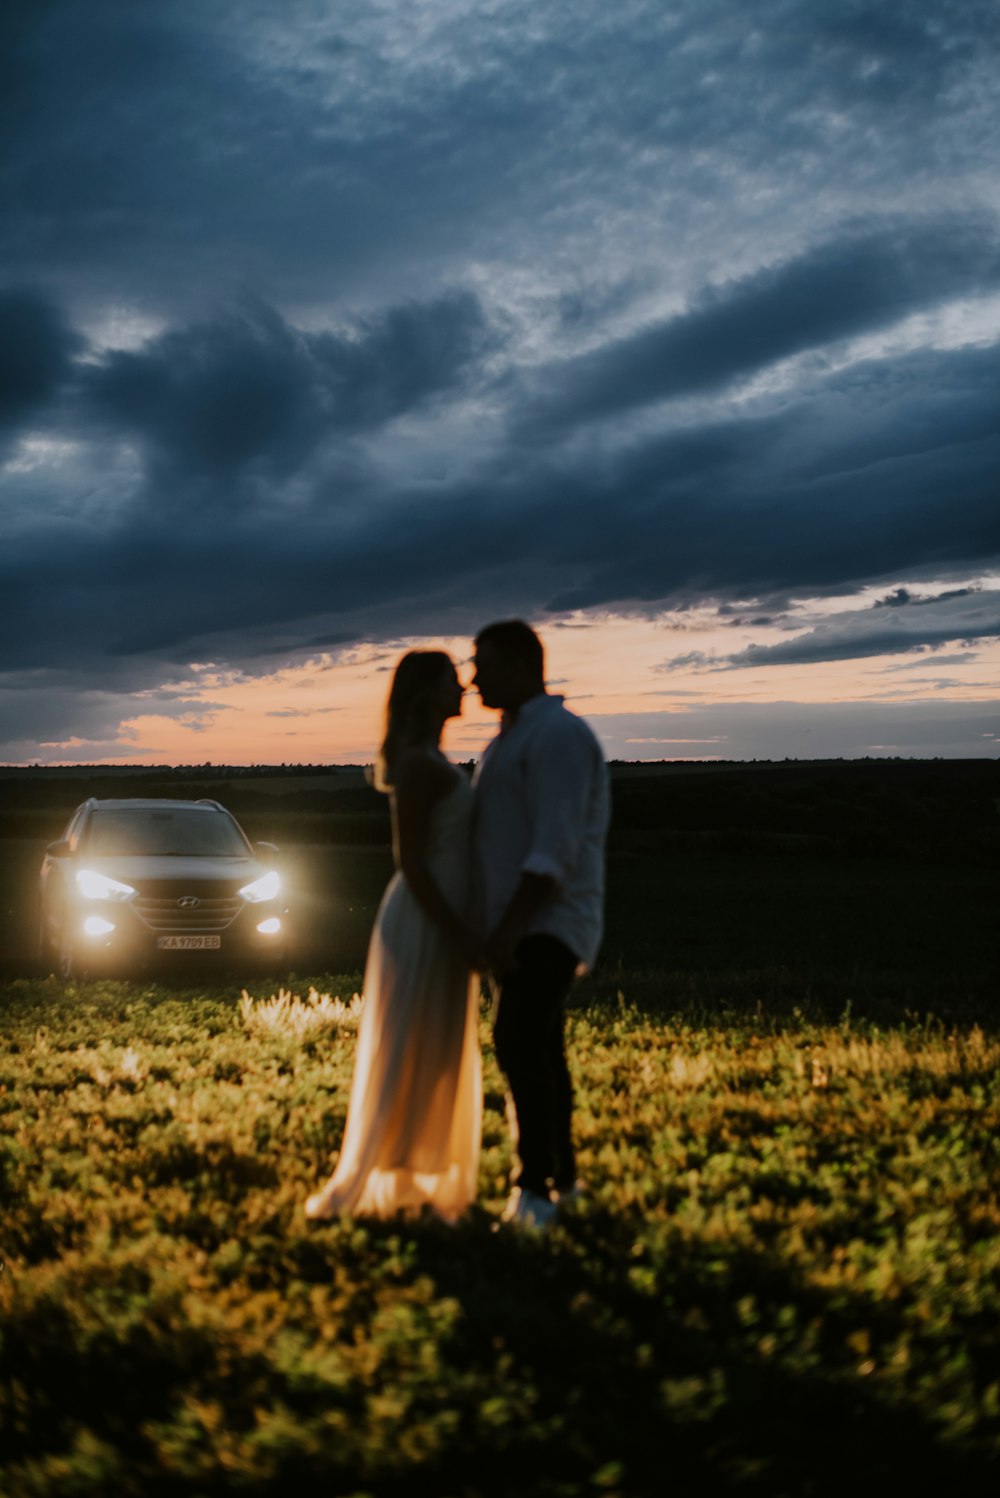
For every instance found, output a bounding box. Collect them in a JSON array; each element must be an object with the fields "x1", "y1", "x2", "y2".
[{"x1": 305, "y1": 776, "x2": 481, "y2": 1221}]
